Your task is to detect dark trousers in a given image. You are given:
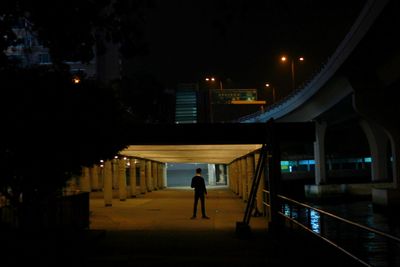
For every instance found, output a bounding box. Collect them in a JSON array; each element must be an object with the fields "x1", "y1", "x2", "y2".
[{"x1": 193, "y1": 192, "x2": 206, "y2": 217}]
